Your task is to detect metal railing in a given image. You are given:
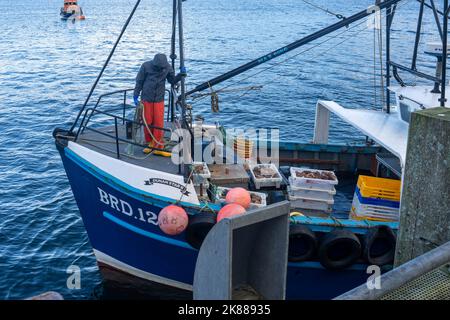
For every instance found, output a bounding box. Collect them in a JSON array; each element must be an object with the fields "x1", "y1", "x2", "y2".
[
  {"x1": 76, "y1": 108, "x2": 171, "y2": 159},
  {"x1": 74, "y1": 88, "x2": 174, "y2": 159},
  {"x1": 73, "y1": 87, "x2": 194, "y2": 179},
  {"x1": 78, "y1": 88, "x2": 172, "y2": 135}
]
